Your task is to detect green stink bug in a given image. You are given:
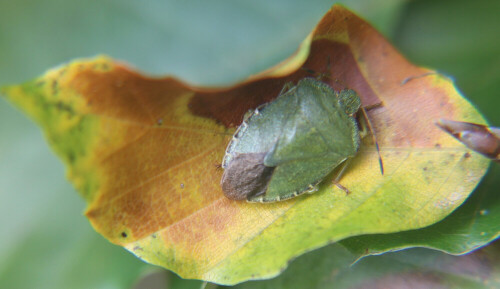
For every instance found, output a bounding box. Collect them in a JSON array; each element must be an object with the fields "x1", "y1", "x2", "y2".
[{"x1": 221, "y1": 77, "x2": 379, "y2": 202}]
